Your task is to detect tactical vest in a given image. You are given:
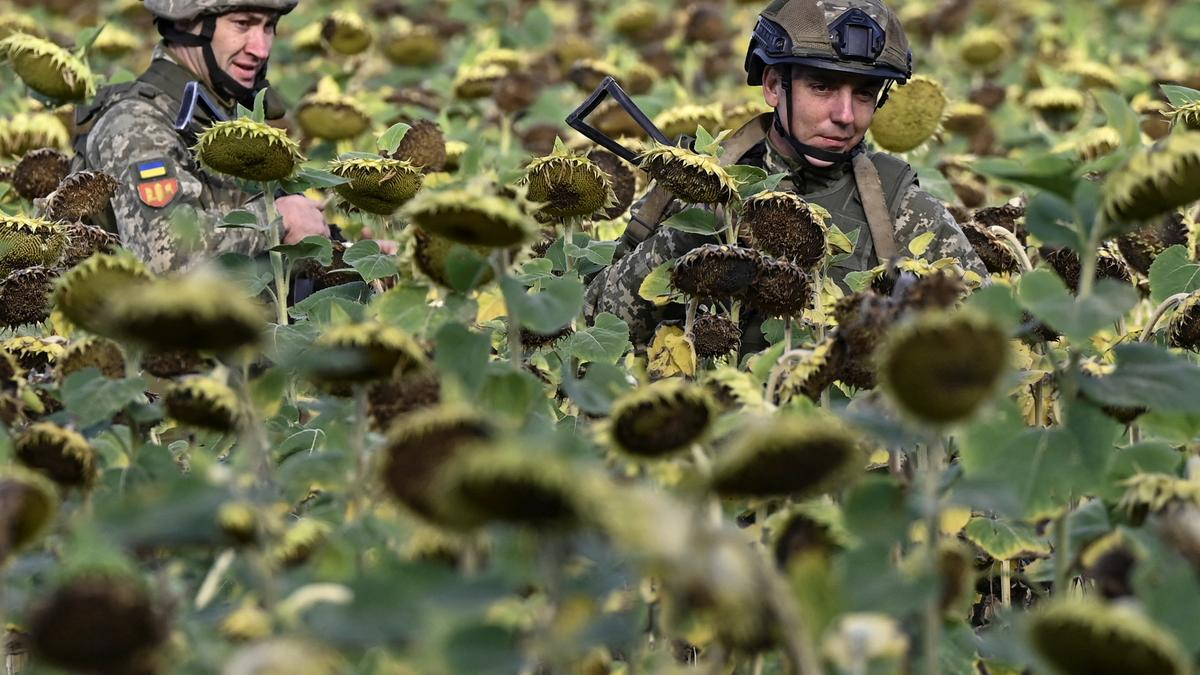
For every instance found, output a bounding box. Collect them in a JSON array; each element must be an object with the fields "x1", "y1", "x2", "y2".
[{"x1": 621, "y1": 113, "x2": 916, "y2": 277}]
